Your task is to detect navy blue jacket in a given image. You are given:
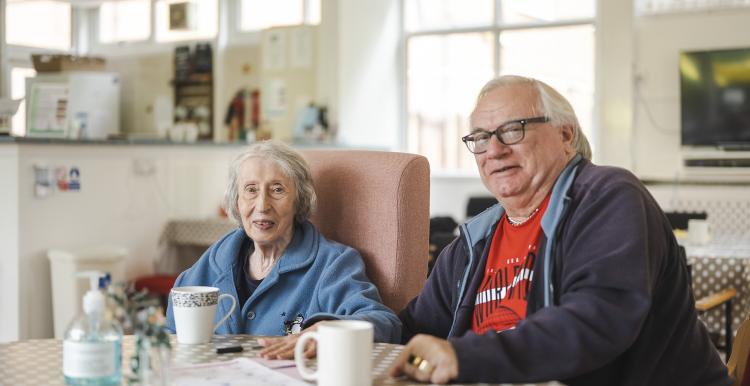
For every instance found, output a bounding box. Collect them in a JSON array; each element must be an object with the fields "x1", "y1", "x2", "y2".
[{"x1": 400, "y1": 157, "x2": 731, "y2": 385}]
